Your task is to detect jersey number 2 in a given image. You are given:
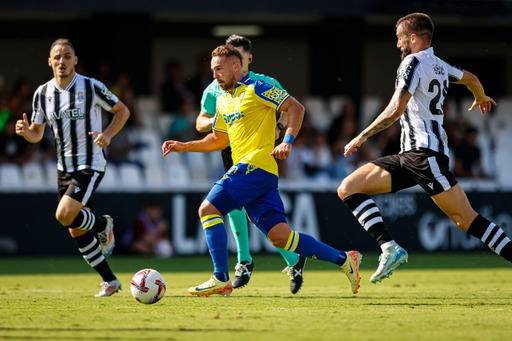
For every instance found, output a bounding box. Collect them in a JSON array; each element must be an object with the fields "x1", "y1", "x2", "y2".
[{"x1": 428, "y1": 79, "x2": 448, "y2": 115}]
